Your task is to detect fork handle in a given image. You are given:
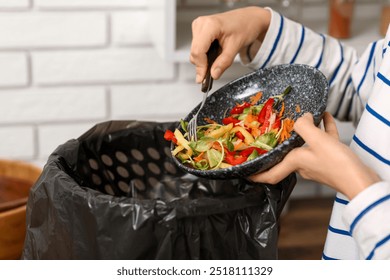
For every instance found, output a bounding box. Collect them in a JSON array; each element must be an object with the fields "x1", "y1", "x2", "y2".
[{"x1": 201, "y1": 40, "x2": 220, "y2": 93}]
